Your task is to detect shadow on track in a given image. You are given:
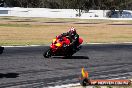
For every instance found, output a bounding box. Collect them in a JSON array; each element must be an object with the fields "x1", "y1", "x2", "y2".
[
  {"x1": 0, "y1": 73, "x2": 19, "y2": 78},
  {"x1": 52, "y1": 56, "x2": 89, "y2": 59}
]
